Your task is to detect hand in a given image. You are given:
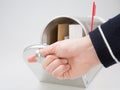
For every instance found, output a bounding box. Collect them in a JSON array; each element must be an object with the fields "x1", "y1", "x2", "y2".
[{"x1": 40, "y1": 35, "x2": 100, "y2": 80}]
